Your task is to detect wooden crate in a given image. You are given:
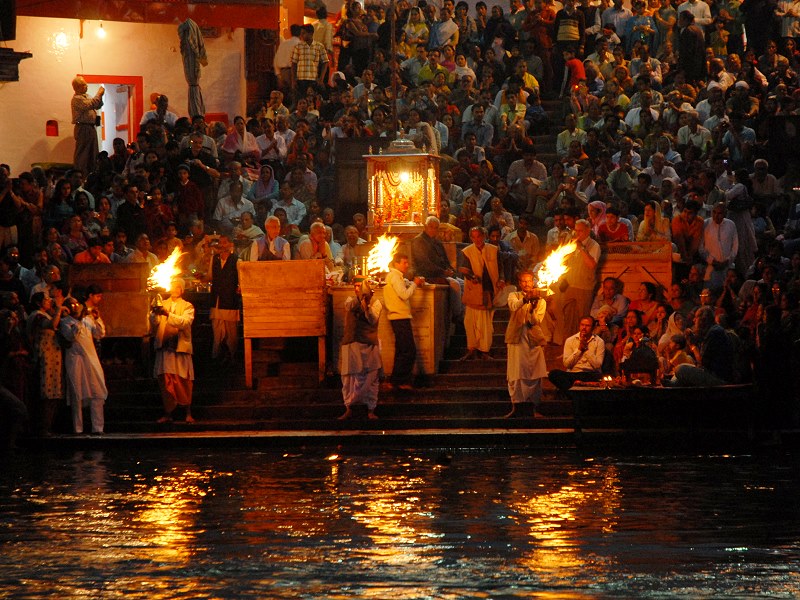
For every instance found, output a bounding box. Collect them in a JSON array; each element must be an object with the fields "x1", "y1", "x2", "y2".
[
  {"x1": 68, "y1": 263, "x2": 150, "y2": 337},
  {"x1": 329, "y1": 284, "x2": 449, "y2": 377},
  {"x1": 238, "y1": 260, "x2": 328, "y2": 387},
  {"x1": 598, "y1": 241, "x2": 673, "y2": 299}
]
